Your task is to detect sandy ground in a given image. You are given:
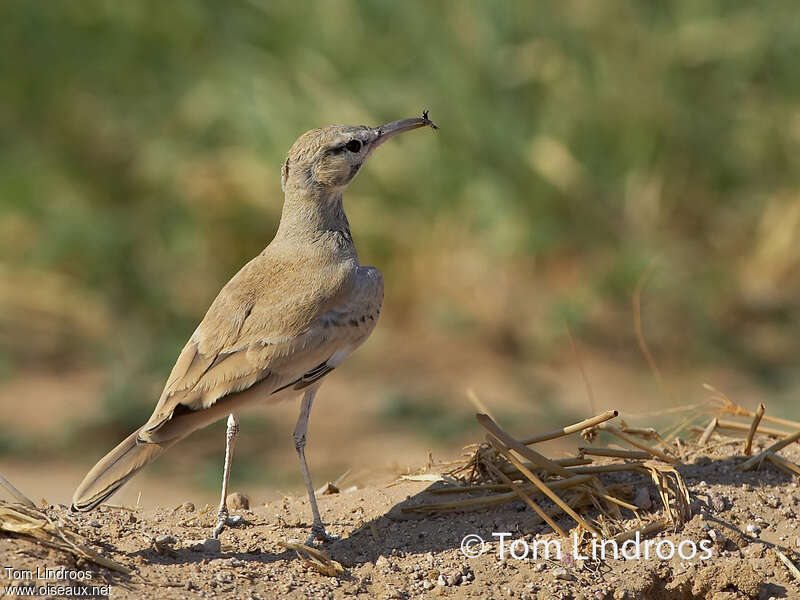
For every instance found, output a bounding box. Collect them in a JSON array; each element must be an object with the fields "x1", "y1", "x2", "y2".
[{"x1": 3, "y1": 442, "x2": 800, "y2": 600}]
